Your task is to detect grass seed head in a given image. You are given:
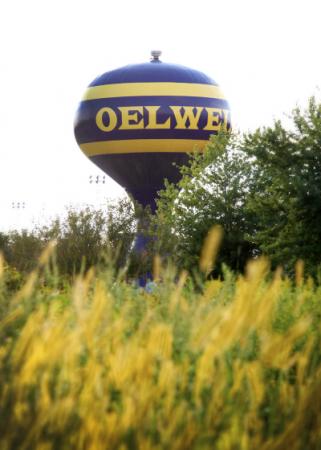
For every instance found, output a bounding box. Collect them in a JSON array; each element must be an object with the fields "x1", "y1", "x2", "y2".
[{"x1": 199, "y1": 225, "x2": 223, "y2": 274}]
